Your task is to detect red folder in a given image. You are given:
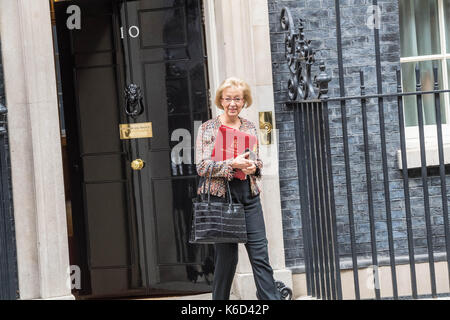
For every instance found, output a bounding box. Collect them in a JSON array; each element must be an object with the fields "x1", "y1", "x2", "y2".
[{"x1": 211, "y1": 125, "x2": 258, "y2": 180}]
